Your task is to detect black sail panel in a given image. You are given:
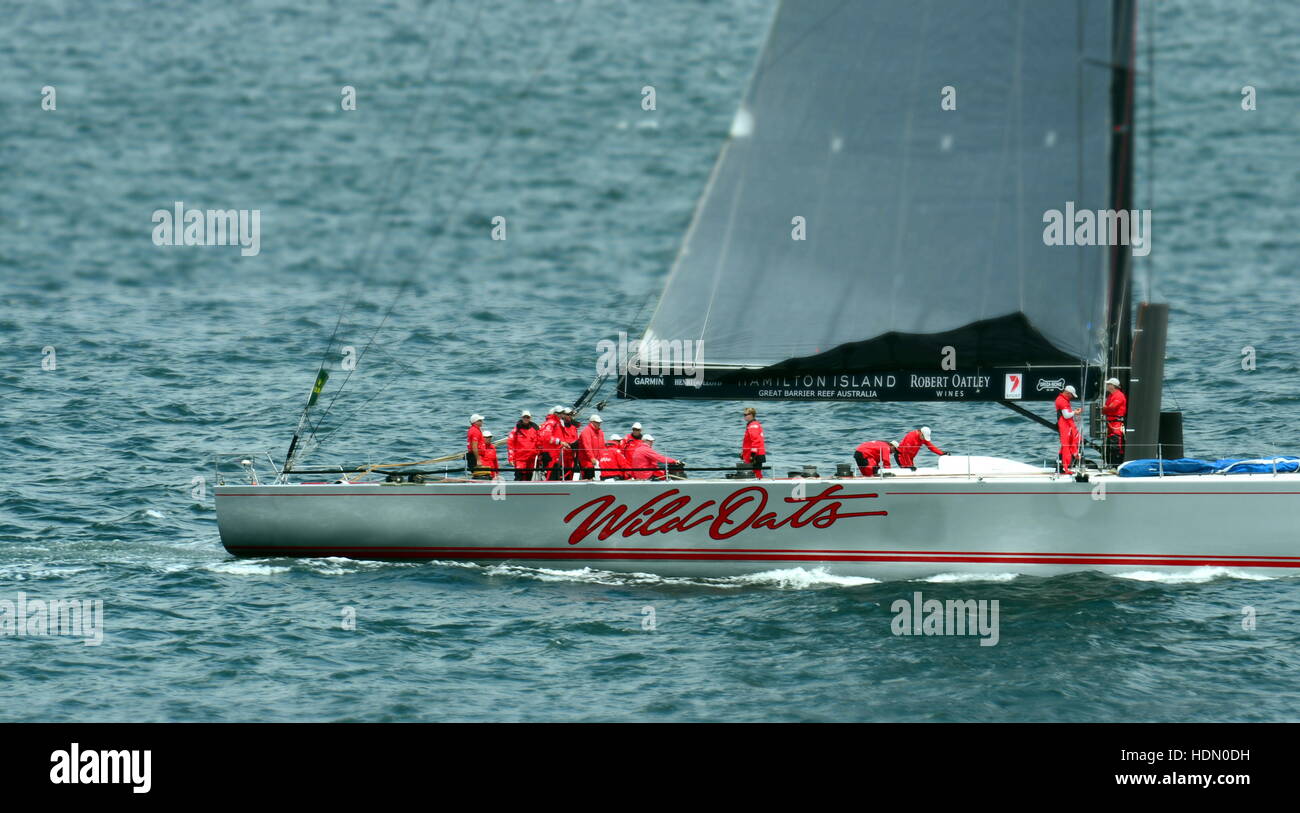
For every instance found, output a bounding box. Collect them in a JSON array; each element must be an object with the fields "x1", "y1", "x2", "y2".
[{"x1": 622, "y1": 0, "x2": 1128, "y2": 402}]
